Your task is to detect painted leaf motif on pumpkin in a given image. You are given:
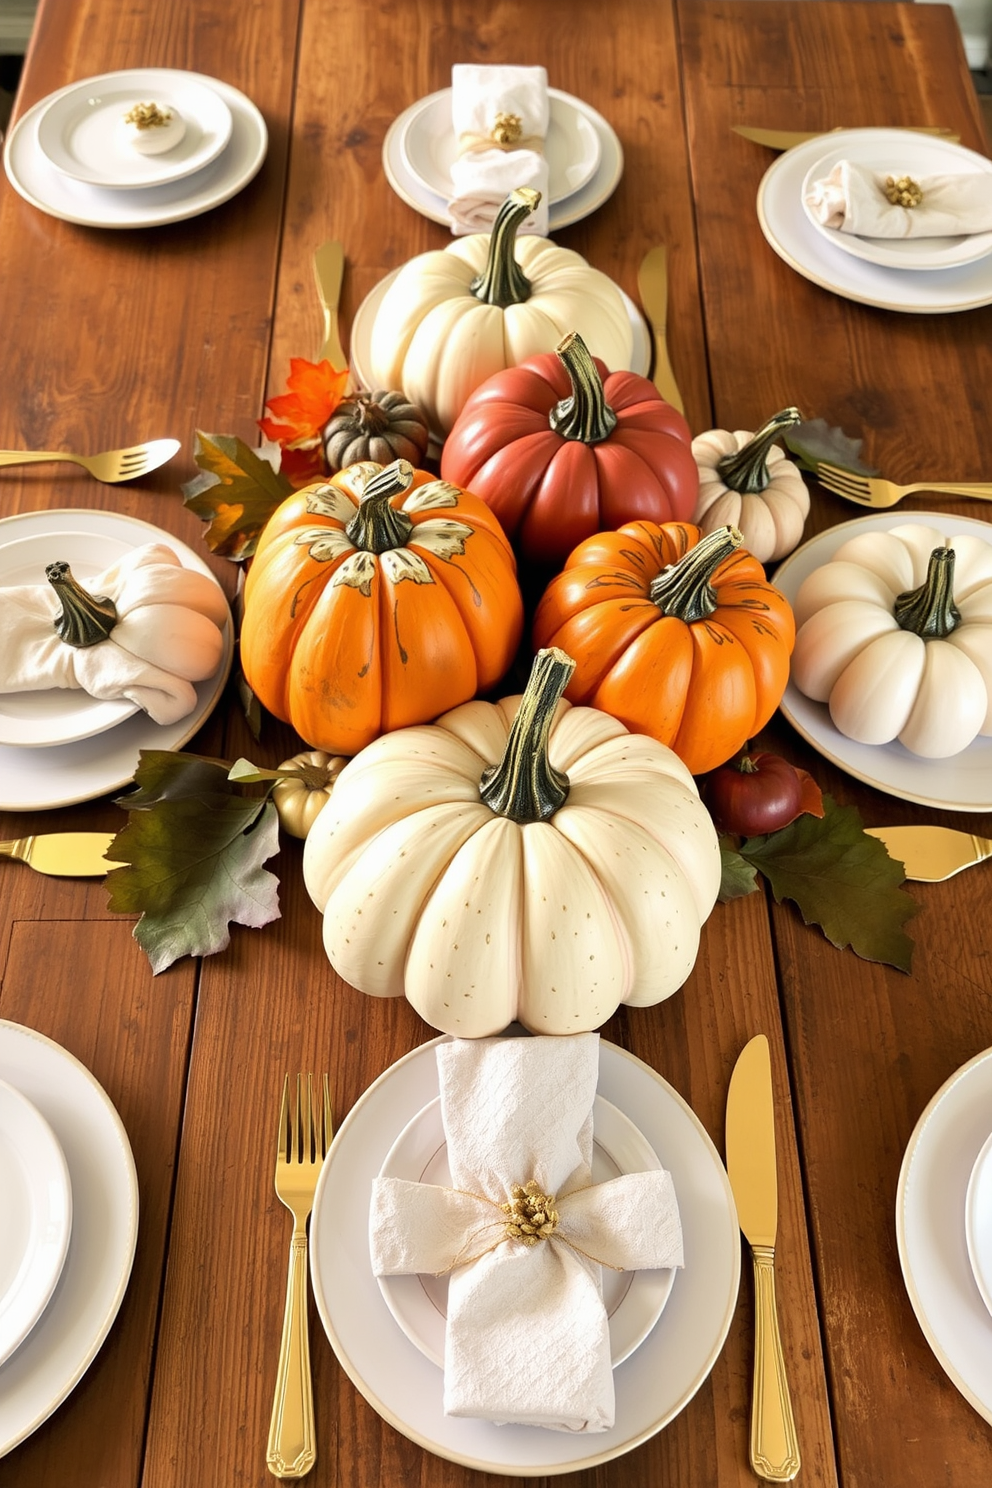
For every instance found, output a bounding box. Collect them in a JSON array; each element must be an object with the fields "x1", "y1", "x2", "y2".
[
  {"x1": 332, "y1": 551, "x2": 378, "y2": 594},
  {"x1": 293, "y1": 526, "x2": 353, "y2": 564},
  {"x1": 305, "y1": 484, "x2": 358, "y2": 521},
  {"x1": 380, "y1": 550, "x2": 435, "y2": 585},
  {"x1": 406, "y1": 480, "x2": 462, "y2": 512},
  {"x1": 411, "y1": 519, "x2": 476, "y2": 561}
]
